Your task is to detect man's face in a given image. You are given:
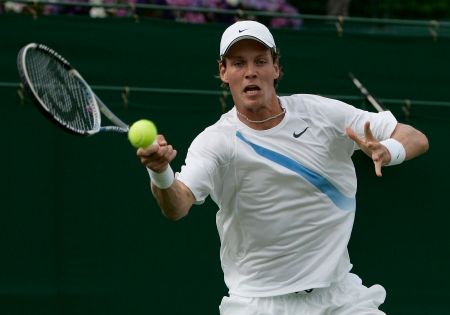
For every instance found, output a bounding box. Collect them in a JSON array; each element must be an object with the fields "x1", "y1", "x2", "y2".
[{"x1": 220, "y1": 39, "x2": 280, "y2": 111}]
